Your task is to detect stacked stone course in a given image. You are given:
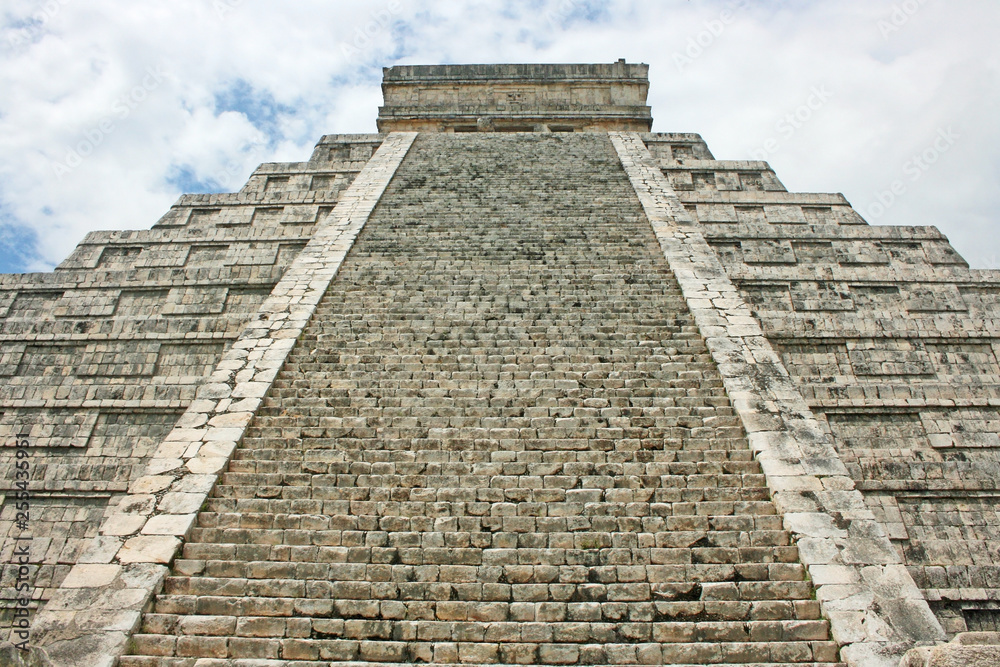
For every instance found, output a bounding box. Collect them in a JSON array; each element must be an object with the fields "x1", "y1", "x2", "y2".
[
  {"x1": 651, "y1": 132, "x2": 1000, "y2": 635},
  {"x1": 0, "y1": 135, "x2": 381, "y2": 620}
]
